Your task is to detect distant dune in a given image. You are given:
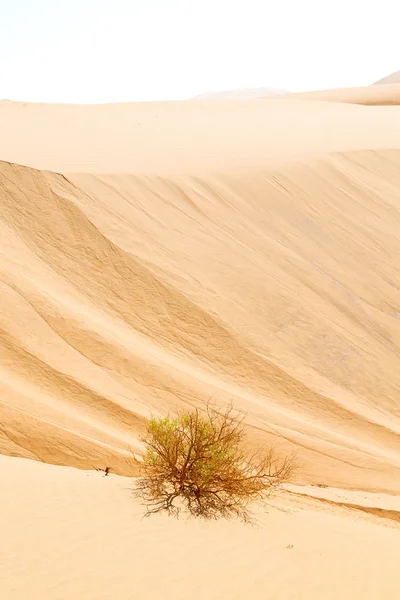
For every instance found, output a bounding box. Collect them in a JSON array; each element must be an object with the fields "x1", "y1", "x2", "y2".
[
  {"x1": 193, "y1": 87, "x2": 287, "y2": 99},
  {"x1": 373, "y1": 71, "x2": 400, "y2": 85},
  {"x1": 1, "y1": 89, "x2": 400, "y2": 598},
  {"x1": 272, "y1": 82, "x2": 400, "y2": 105}
]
